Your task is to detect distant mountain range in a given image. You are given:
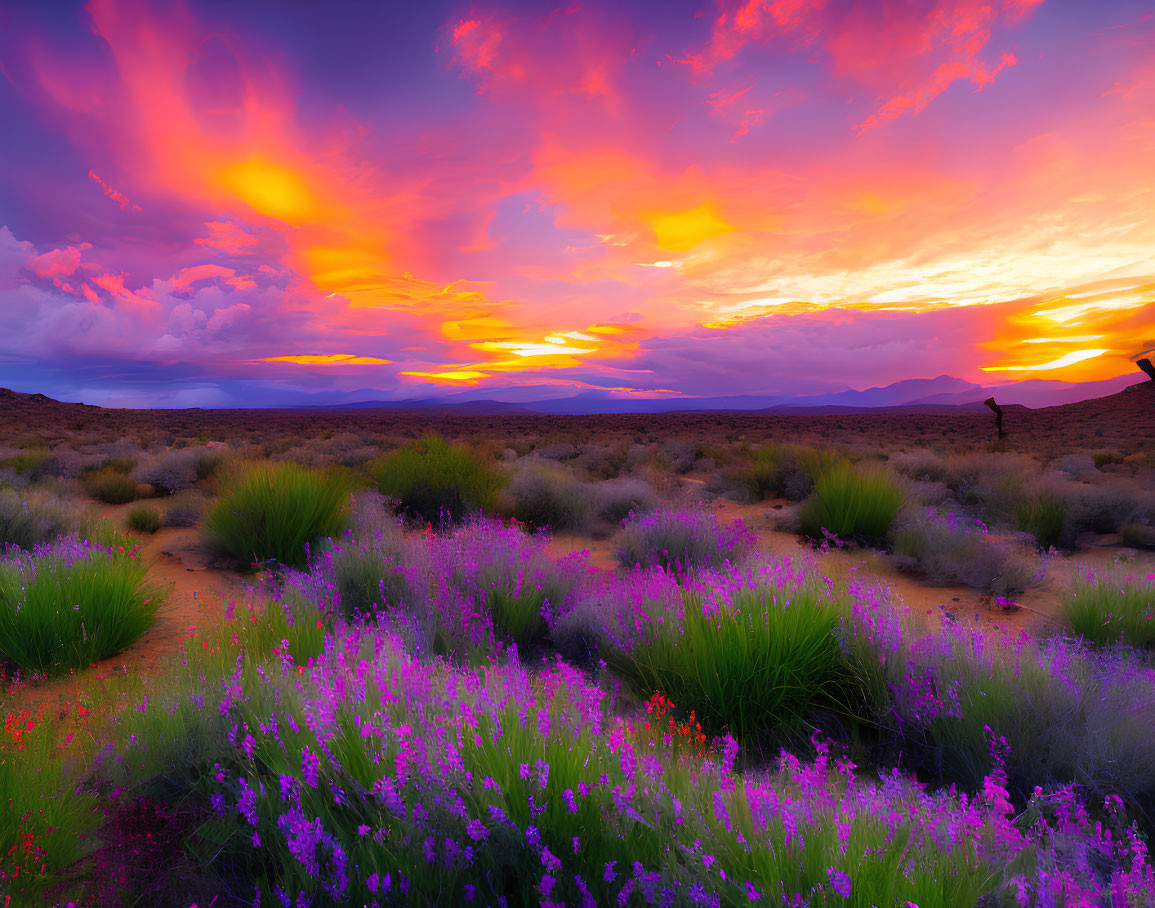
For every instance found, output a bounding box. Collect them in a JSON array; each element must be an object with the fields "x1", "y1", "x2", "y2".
[{"x1": 293, "y1": 372, "x2": 1146, "y2": 415}]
